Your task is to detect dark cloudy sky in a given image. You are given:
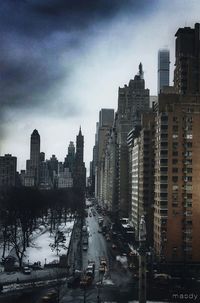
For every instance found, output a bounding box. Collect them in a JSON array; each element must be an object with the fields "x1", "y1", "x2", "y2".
[{"x1": 0, "y1": 0, "x2": 200, "y2": 171}]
